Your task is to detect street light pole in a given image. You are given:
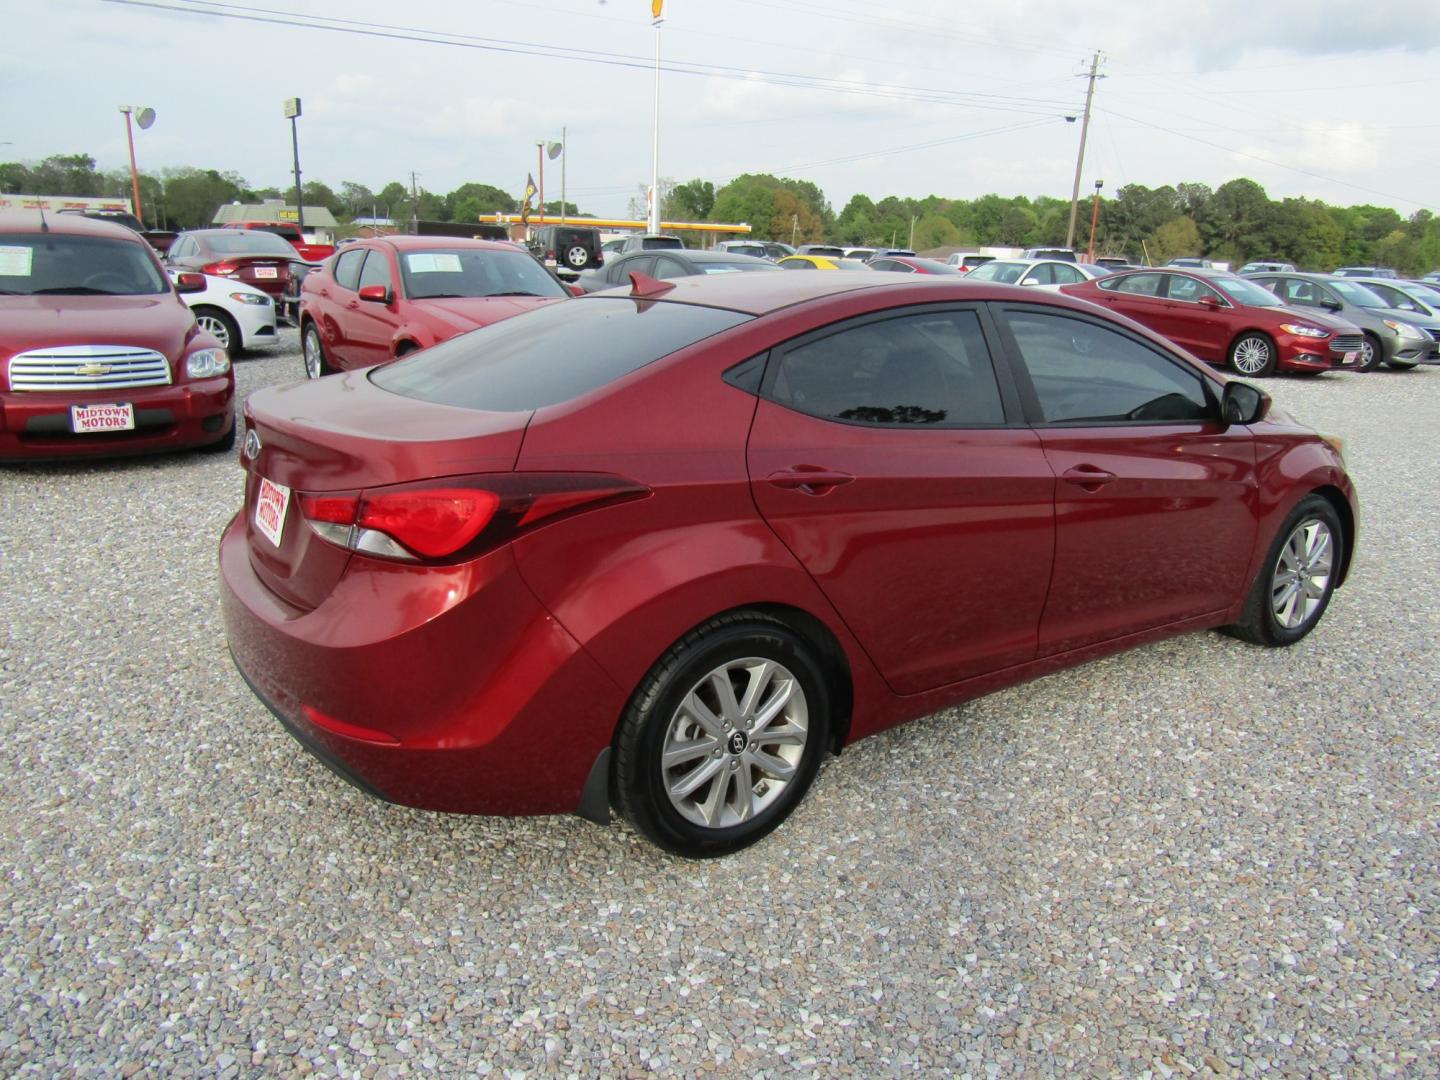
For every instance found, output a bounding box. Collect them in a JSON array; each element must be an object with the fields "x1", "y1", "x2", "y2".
[
  {"x1": 1065, "y1": 51, "x2": 1103, "y2": 251},
  {"x1": 118, "y1": 105, "x2": 154, "y2": 223},
  {"x1": 1087, "y1": 179, "x2": 1104, "y2": 261},
  {"x1": 283, "y1": 98, "x2": 304, "y2": 235},
  {"x1": 649, "y1": 2, "x2": 664, "y2": 233}
]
